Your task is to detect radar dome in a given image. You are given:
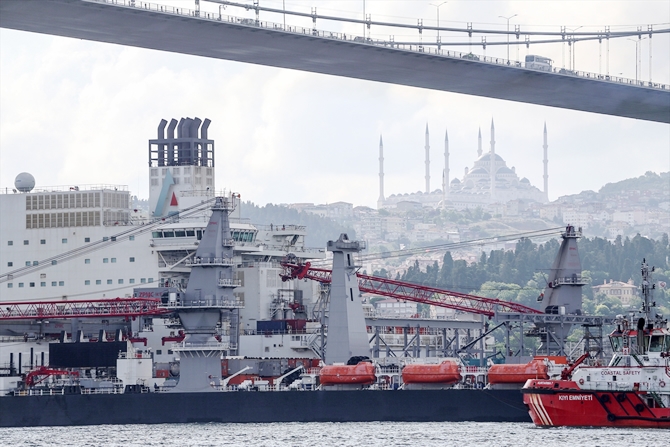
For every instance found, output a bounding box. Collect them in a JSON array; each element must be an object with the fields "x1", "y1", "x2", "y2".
[{"x1": 14, "y1": 172, "x2": 35, "y2": 192}]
